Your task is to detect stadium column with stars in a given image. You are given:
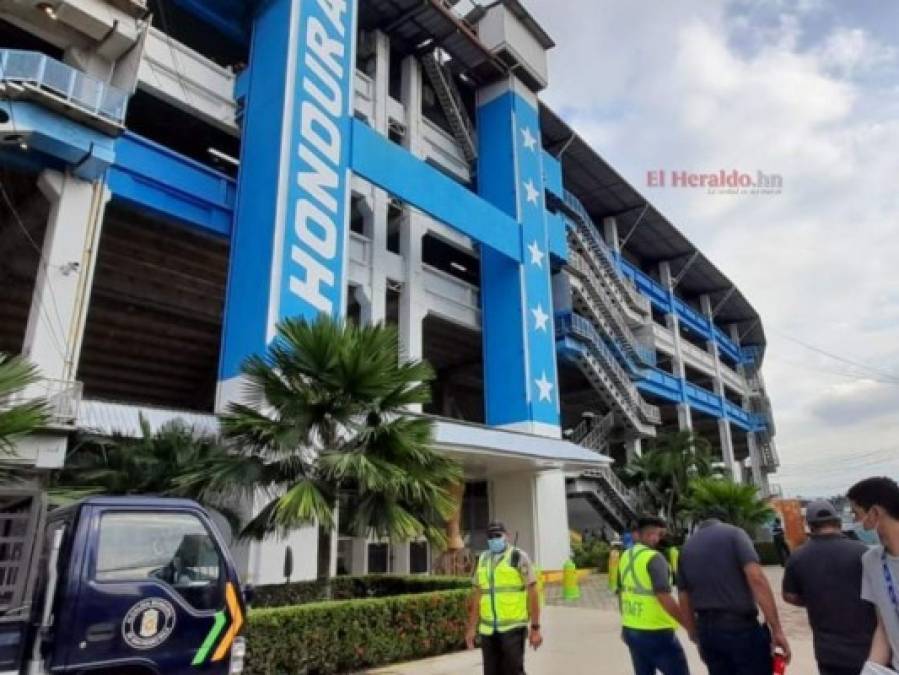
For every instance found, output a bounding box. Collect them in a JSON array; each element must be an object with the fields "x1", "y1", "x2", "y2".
[{"x1": 476, "y1": 77, "x2": 561, "y2": 437}]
